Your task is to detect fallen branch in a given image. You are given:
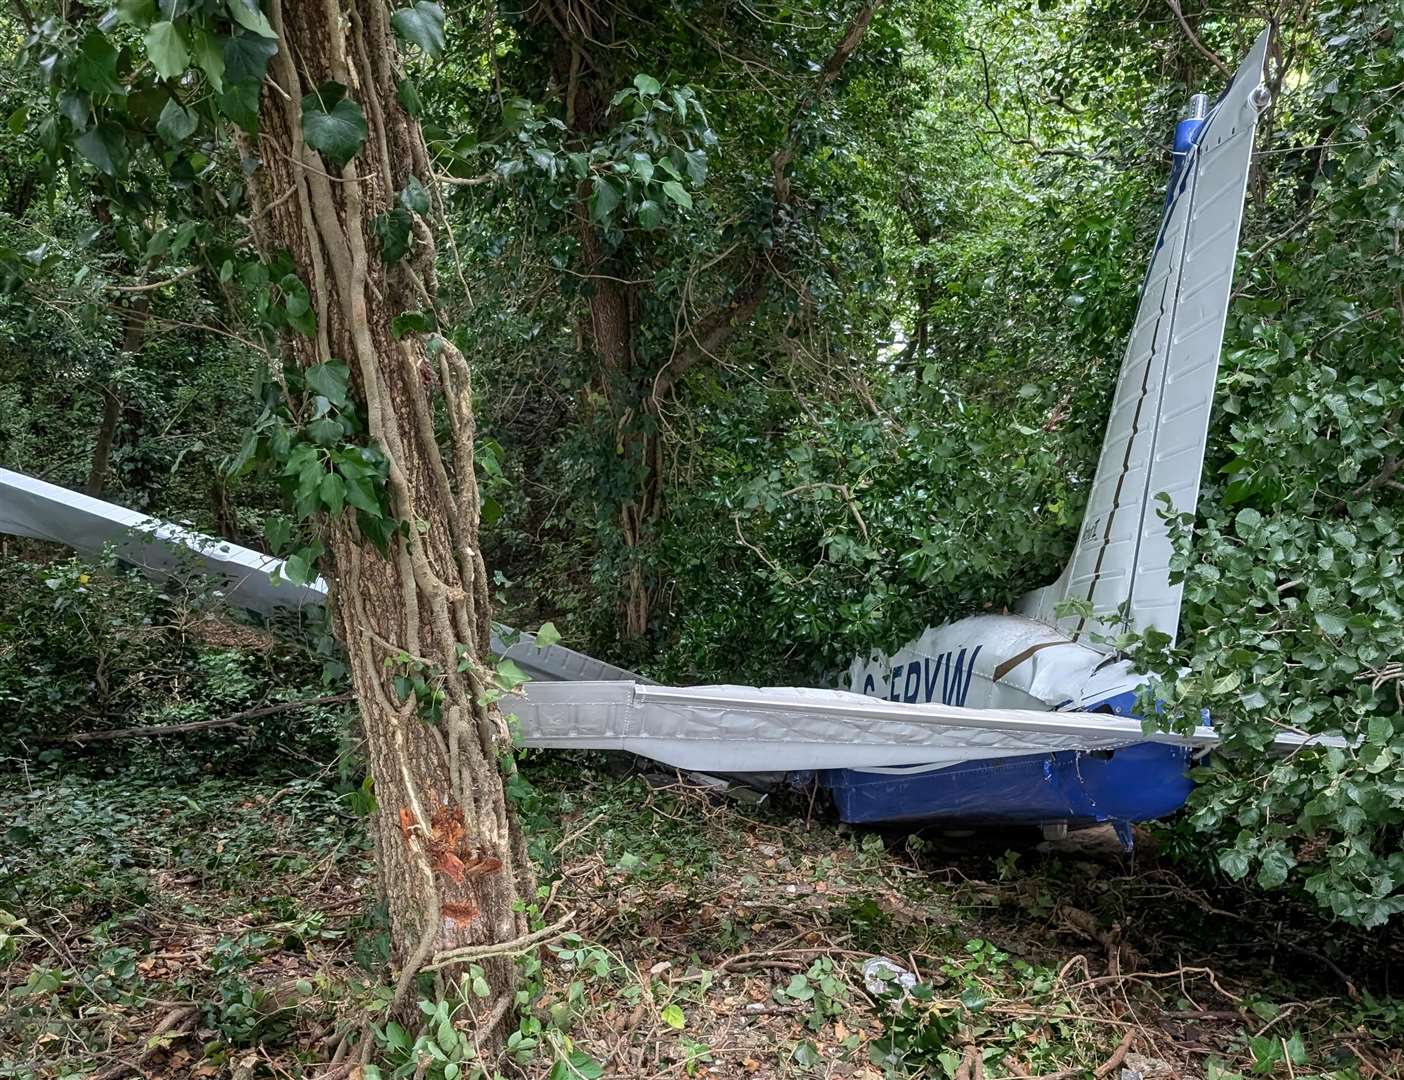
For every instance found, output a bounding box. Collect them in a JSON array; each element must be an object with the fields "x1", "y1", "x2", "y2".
[
  {"x1": 56, "y1": 693, "x2": 355, "y2": 743},
  {"x1": 954, "y1": 1041, "x2": 983, "y2": 1080},
  {"x1": 1095, "y1": 1030, "x2": 1135, "y2": 1078},
  {"x1": 422, "y1": 913, "x2": 574, "y2": 971}
]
